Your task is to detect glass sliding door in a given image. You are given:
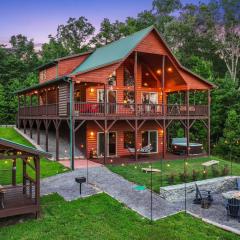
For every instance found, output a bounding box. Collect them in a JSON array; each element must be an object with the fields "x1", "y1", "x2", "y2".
[
  {"x1": 97, "y1": 132, "x2": 117, "y2": 156},
  {"x1": 141, "y1": 130, "x2": 158, "y2": 153}
]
